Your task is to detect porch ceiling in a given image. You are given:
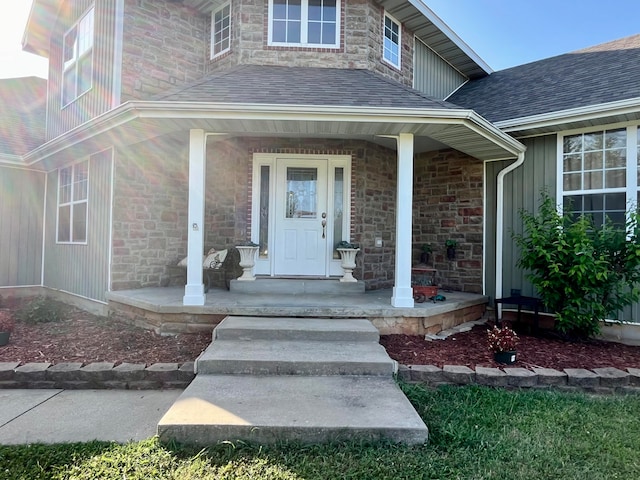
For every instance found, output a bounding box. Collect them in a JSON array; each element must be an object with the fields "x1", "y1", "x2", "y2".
[{"x1": 24, "y1": 102, "x2": 525, "y2": 170}]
